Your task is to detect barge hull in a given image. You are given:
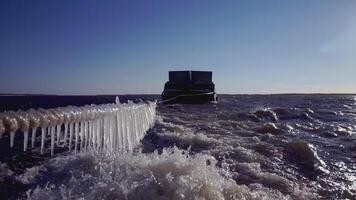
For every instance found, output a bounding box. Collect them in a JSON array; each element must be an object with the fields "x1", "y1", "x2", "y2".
[{"x1": 162, "y1": 92, "x2": 217, "y2": 104}]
